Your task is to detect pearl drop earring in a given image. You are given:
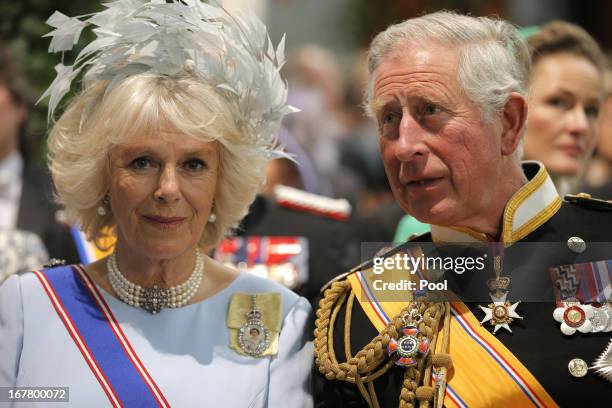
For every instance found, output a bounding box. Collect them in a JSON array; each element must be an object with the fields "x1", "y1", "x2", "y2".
[{"x1": 97, "y1": 196, "x2": 110, "y2": 216}]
